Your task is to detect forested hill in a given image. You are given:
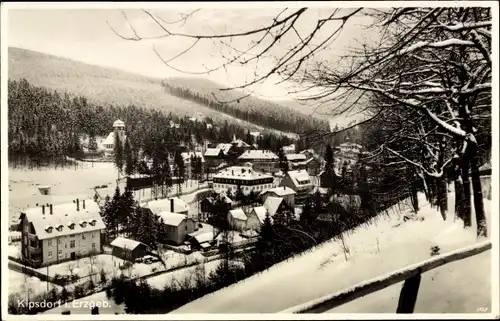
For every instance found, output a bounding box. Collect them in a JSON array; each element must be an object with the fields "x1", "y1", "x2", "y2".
[
  {"x1": 162, "y1": 77, "x2": 330, "y2": 134},
  {"x1": 8, "y1": 47, "x2": 326, "y2": 136}
]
